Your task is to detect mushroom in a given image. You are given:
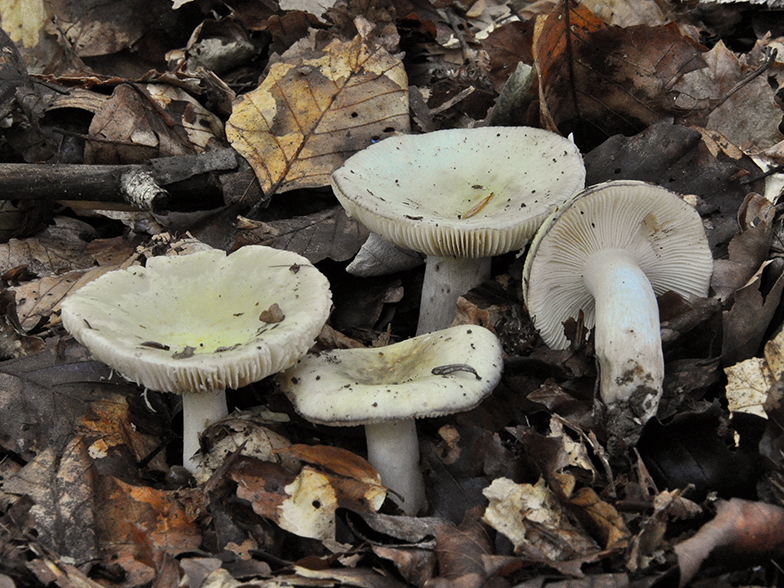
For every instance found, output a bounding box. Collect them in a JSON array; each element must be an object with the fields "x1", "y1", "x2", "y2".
[
  {"x1": 279, "y1": 324, "x2": 503, "y2": 515},
  {"x1": 523, "y1": 180, "x2": 713, "y2": 423},
  {"x1": 331, "y1": 126, "x2": 585, "y2": 335},
  {"x1": 60, "y1": 245, "x2": 332, "y2": 472}
]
